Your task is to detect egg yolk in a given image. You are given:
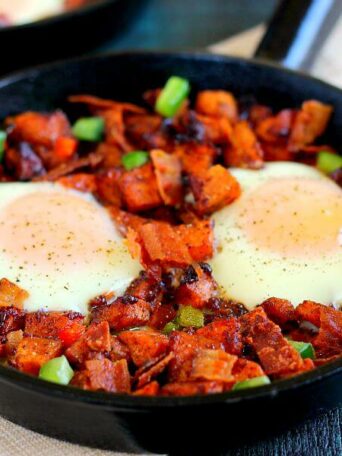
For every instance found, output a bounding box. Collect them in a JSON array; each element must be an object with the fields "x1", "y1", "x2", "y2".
[{"x1": 237, "y1": 177, "x2": 342, "y2": 258}]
